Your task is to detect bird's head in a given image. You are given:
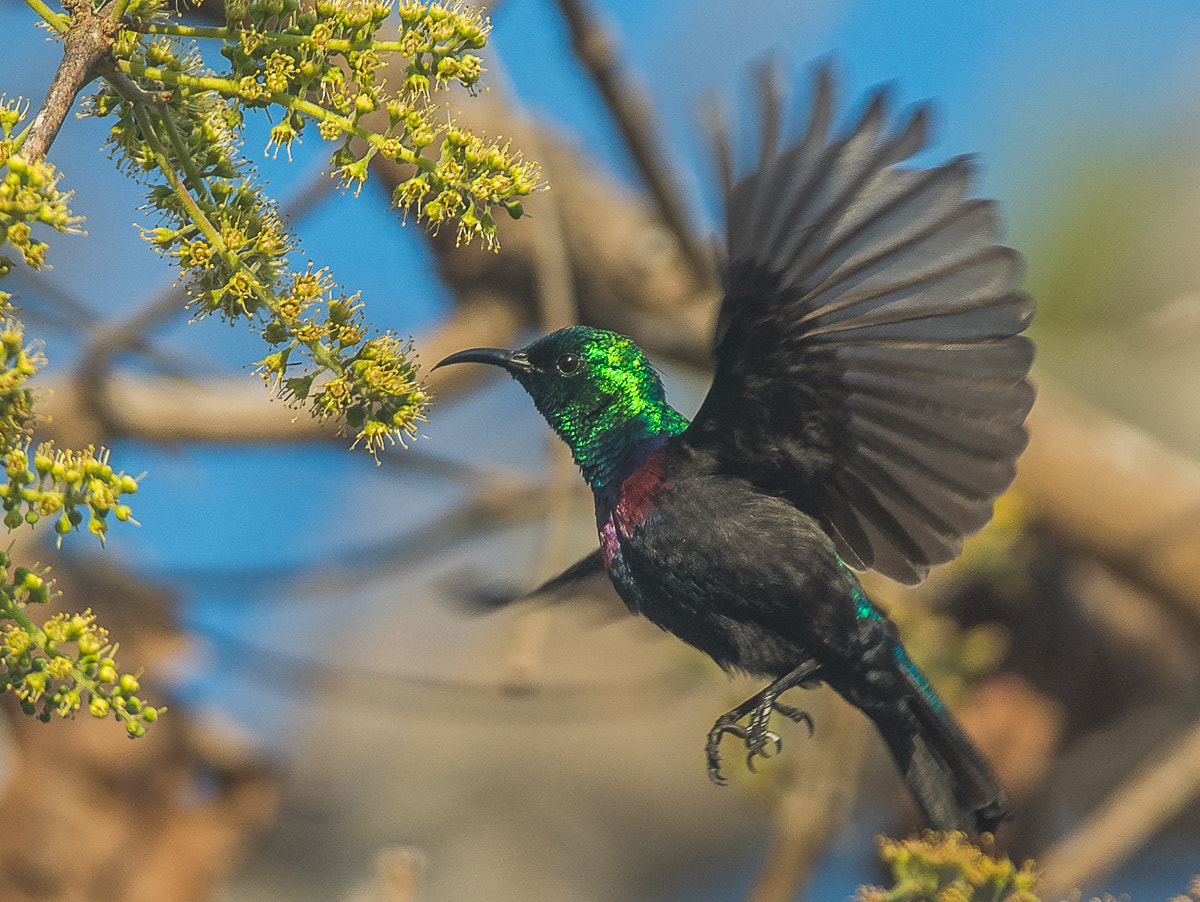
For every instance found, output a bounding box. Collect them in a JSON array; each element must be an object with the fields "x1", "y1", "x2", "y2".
[{"x1": 435, "y1": 326, "x2": 687, "y2": 486}]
